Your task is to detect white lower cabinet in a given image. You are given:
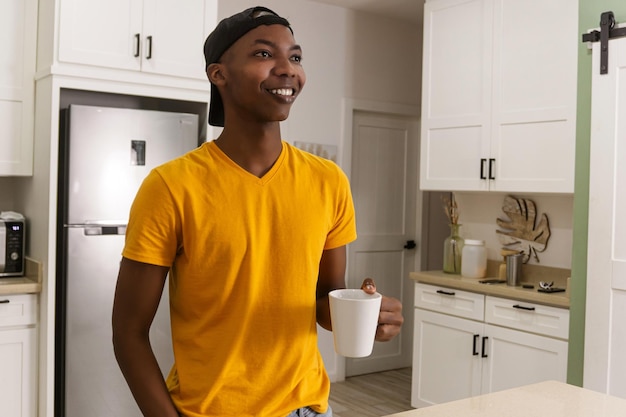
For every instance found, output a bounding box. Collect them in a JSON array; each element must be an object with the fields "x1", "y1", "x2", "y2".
[
  {"x1": 411, "y1": 283, "x2": 568, "y2": 408},
  {"x1": 0, "y1": 294, "x2": 38, "y2": 417}
]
